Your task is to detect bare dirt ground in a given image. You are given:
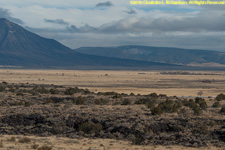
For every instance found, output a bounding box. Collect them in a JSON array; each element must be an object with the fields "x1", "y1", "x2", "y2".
[
  {"x1": 0, "y1": 69, "x2": 225, "y2": 96},
  {"x1": 0, "y1": 135, "x2": 224, "y2": 150}
]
